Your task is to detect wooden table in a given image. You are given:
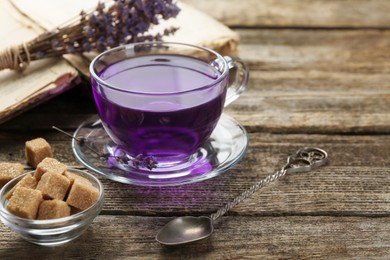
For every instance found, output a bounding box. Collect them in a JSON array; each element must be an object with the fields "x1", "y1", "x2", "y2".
[{"x1": 1, "y1": 1, "x2": 390, "y2": 258}]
